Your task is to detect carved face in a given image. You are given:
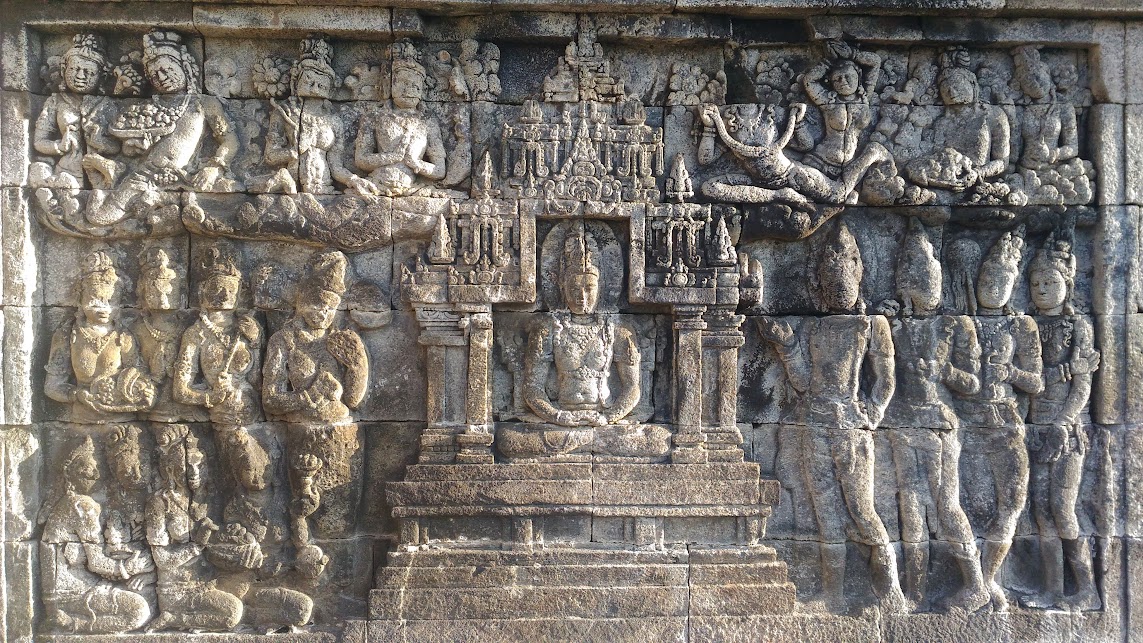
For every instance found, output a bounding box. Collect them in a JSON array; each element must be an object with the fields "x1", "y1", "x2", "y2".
[
  {"x1": 299, "y1": 292, "x2": 339, "y2": 330},
  {"x1": 392, "y1": 69, "x2": 424, "y2": 109},
  {"x1": 1030, "y1": 266, "x2": 1068, "y2": 312},
  {"x1": 228, "y1": 433, "x2": 269, "y2": 491},
  {"x1": 200, "y1": 276, "x2": 239, "y2": 311},
  {"x1": 186, "y1": 447, "x2": 203, "y2": 492},
  {"x1": 109, "y1": 447, "x2": 143, "y2": 487},
  {"x1": 819, "y1": 257, "x2": 861, "y2": 312},
  {"x1": 68, "y1": 456, "x2": 99, "y2": 494},
  {"x1": 64, "y1": 56, "x2": 102, "y2": 94},
  {"x1": 295, "y1": 66, "x2": 334, "y2": 99},
  {"x1": 829, "y1": 62, "x2": 860, "y2": 97},
  {"x1": 80, "y1": 284, "x2": 116, "y2": 325},
  {"x1": 146, "y1": 55, "x2": 187, "y2": 94},
  {"x1": 141, "y1": 275, "x2": 175, "y2": 311},
  {"x1": 561, "y1": 273, "x2": 599, "y2": 315},
  {"x1": 1018, "y1": 65, "x2": 1052, "y2": 102},
  {"x1": 977, "y1": 259, "x2": 1017, "y2": 309},
  {"x1": 939, "y1": 69, "x2": 976, "y2": 106}
]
